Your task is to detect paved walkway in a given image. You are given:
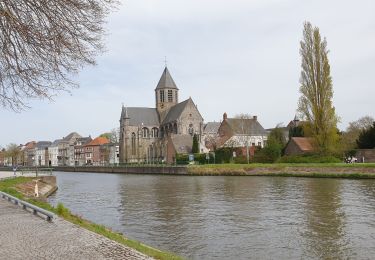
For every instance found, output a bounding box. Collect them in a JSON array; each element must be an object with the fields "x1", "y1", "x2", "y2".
[
  {"x1": 0, "y1": 198, "x2": 152, "y2": 259},
  {"x1": 0, "y1": 171, "x2": 14, "y2": 179}
]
